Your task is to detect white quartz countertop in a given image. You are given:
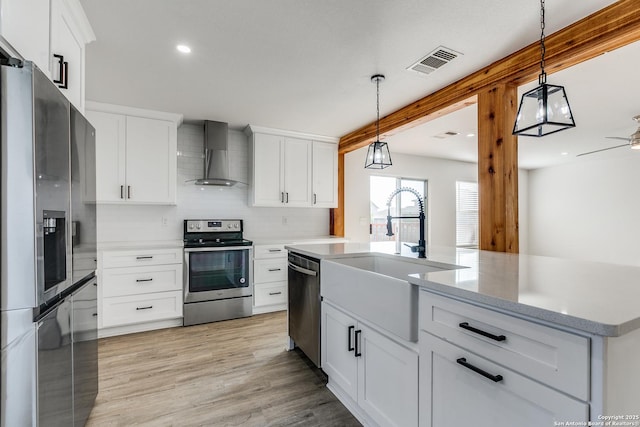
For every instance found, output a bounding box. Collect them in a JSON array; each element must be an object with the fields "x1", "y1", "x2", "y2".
[
  {"x1": 250, "y1": 236, "x2": 348, "y2": 246},
  {"x1": 98, "y1": 240, "x2": 184, "y2": 251},
  {"x1": 285, "y1": 242, "x2": 640, "y2": 337}
]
